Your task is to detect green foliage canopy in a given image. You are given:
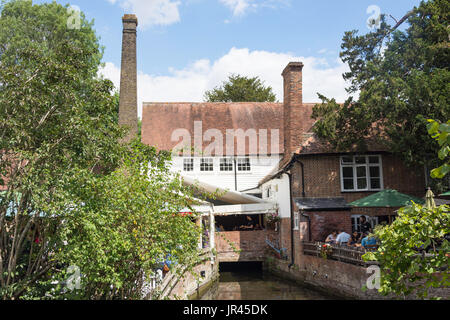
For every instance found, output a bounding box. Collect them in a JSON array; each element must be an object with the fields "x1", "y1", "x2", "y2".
[
  {"x1": 204, "y1": 74, "x2": 277, "y2": 102},
  {"x1": 312, "y1": 0, "x2": 449, "y2": 168},
  {"x1": 363, "y1": 204, "x2": 449, "y2": 299},
  {"x1": 0, "y1": 0, "x2": 203, "y2": 300},
  {"x1": 427, "y1": 119, "x2": 450, "y2": 179}
]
